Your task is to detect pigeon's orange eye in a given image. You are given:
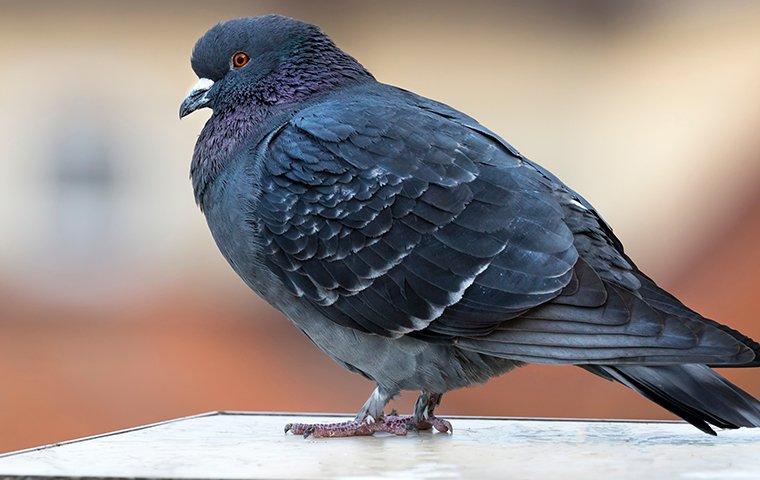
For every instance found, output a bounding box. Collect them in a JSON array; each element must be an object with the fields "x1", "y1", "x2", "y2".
[{"x1": 232, "y1": 51, "x2": 250, "y2": 69}]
